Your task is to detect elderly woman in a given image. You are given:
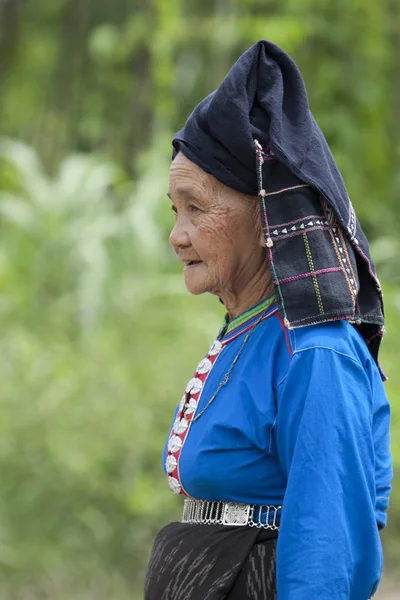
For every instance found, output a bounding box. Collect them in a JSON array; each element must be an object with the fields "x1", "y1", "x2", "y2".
[{"x1": 144, "y1": 41, "x2": 392, "y2": 600}]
